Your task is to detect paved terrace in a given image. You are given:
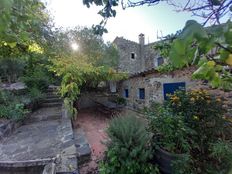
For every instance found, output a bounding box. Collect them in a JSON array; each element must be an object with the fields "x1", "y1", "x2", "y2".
[{"x1": 0, "y1": 91, "x2": 78, "y2": 173}]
